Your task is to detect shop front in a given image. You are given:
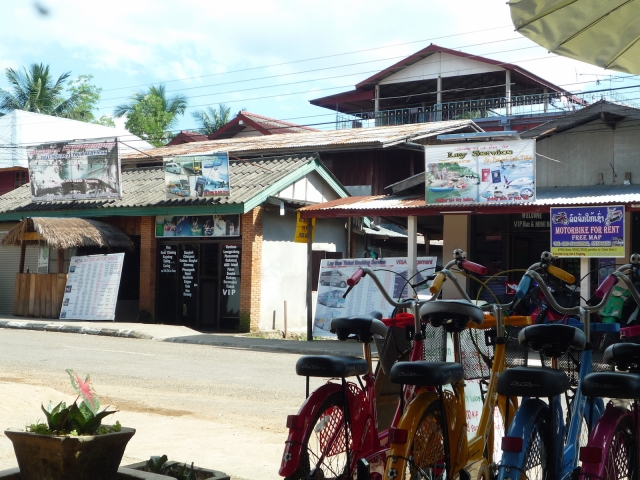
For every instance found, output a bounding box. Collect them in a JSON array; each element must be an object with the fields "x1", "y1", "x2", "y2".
[{"x1": 155, "y1": 214, "x2": 241, "y2": 330}]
